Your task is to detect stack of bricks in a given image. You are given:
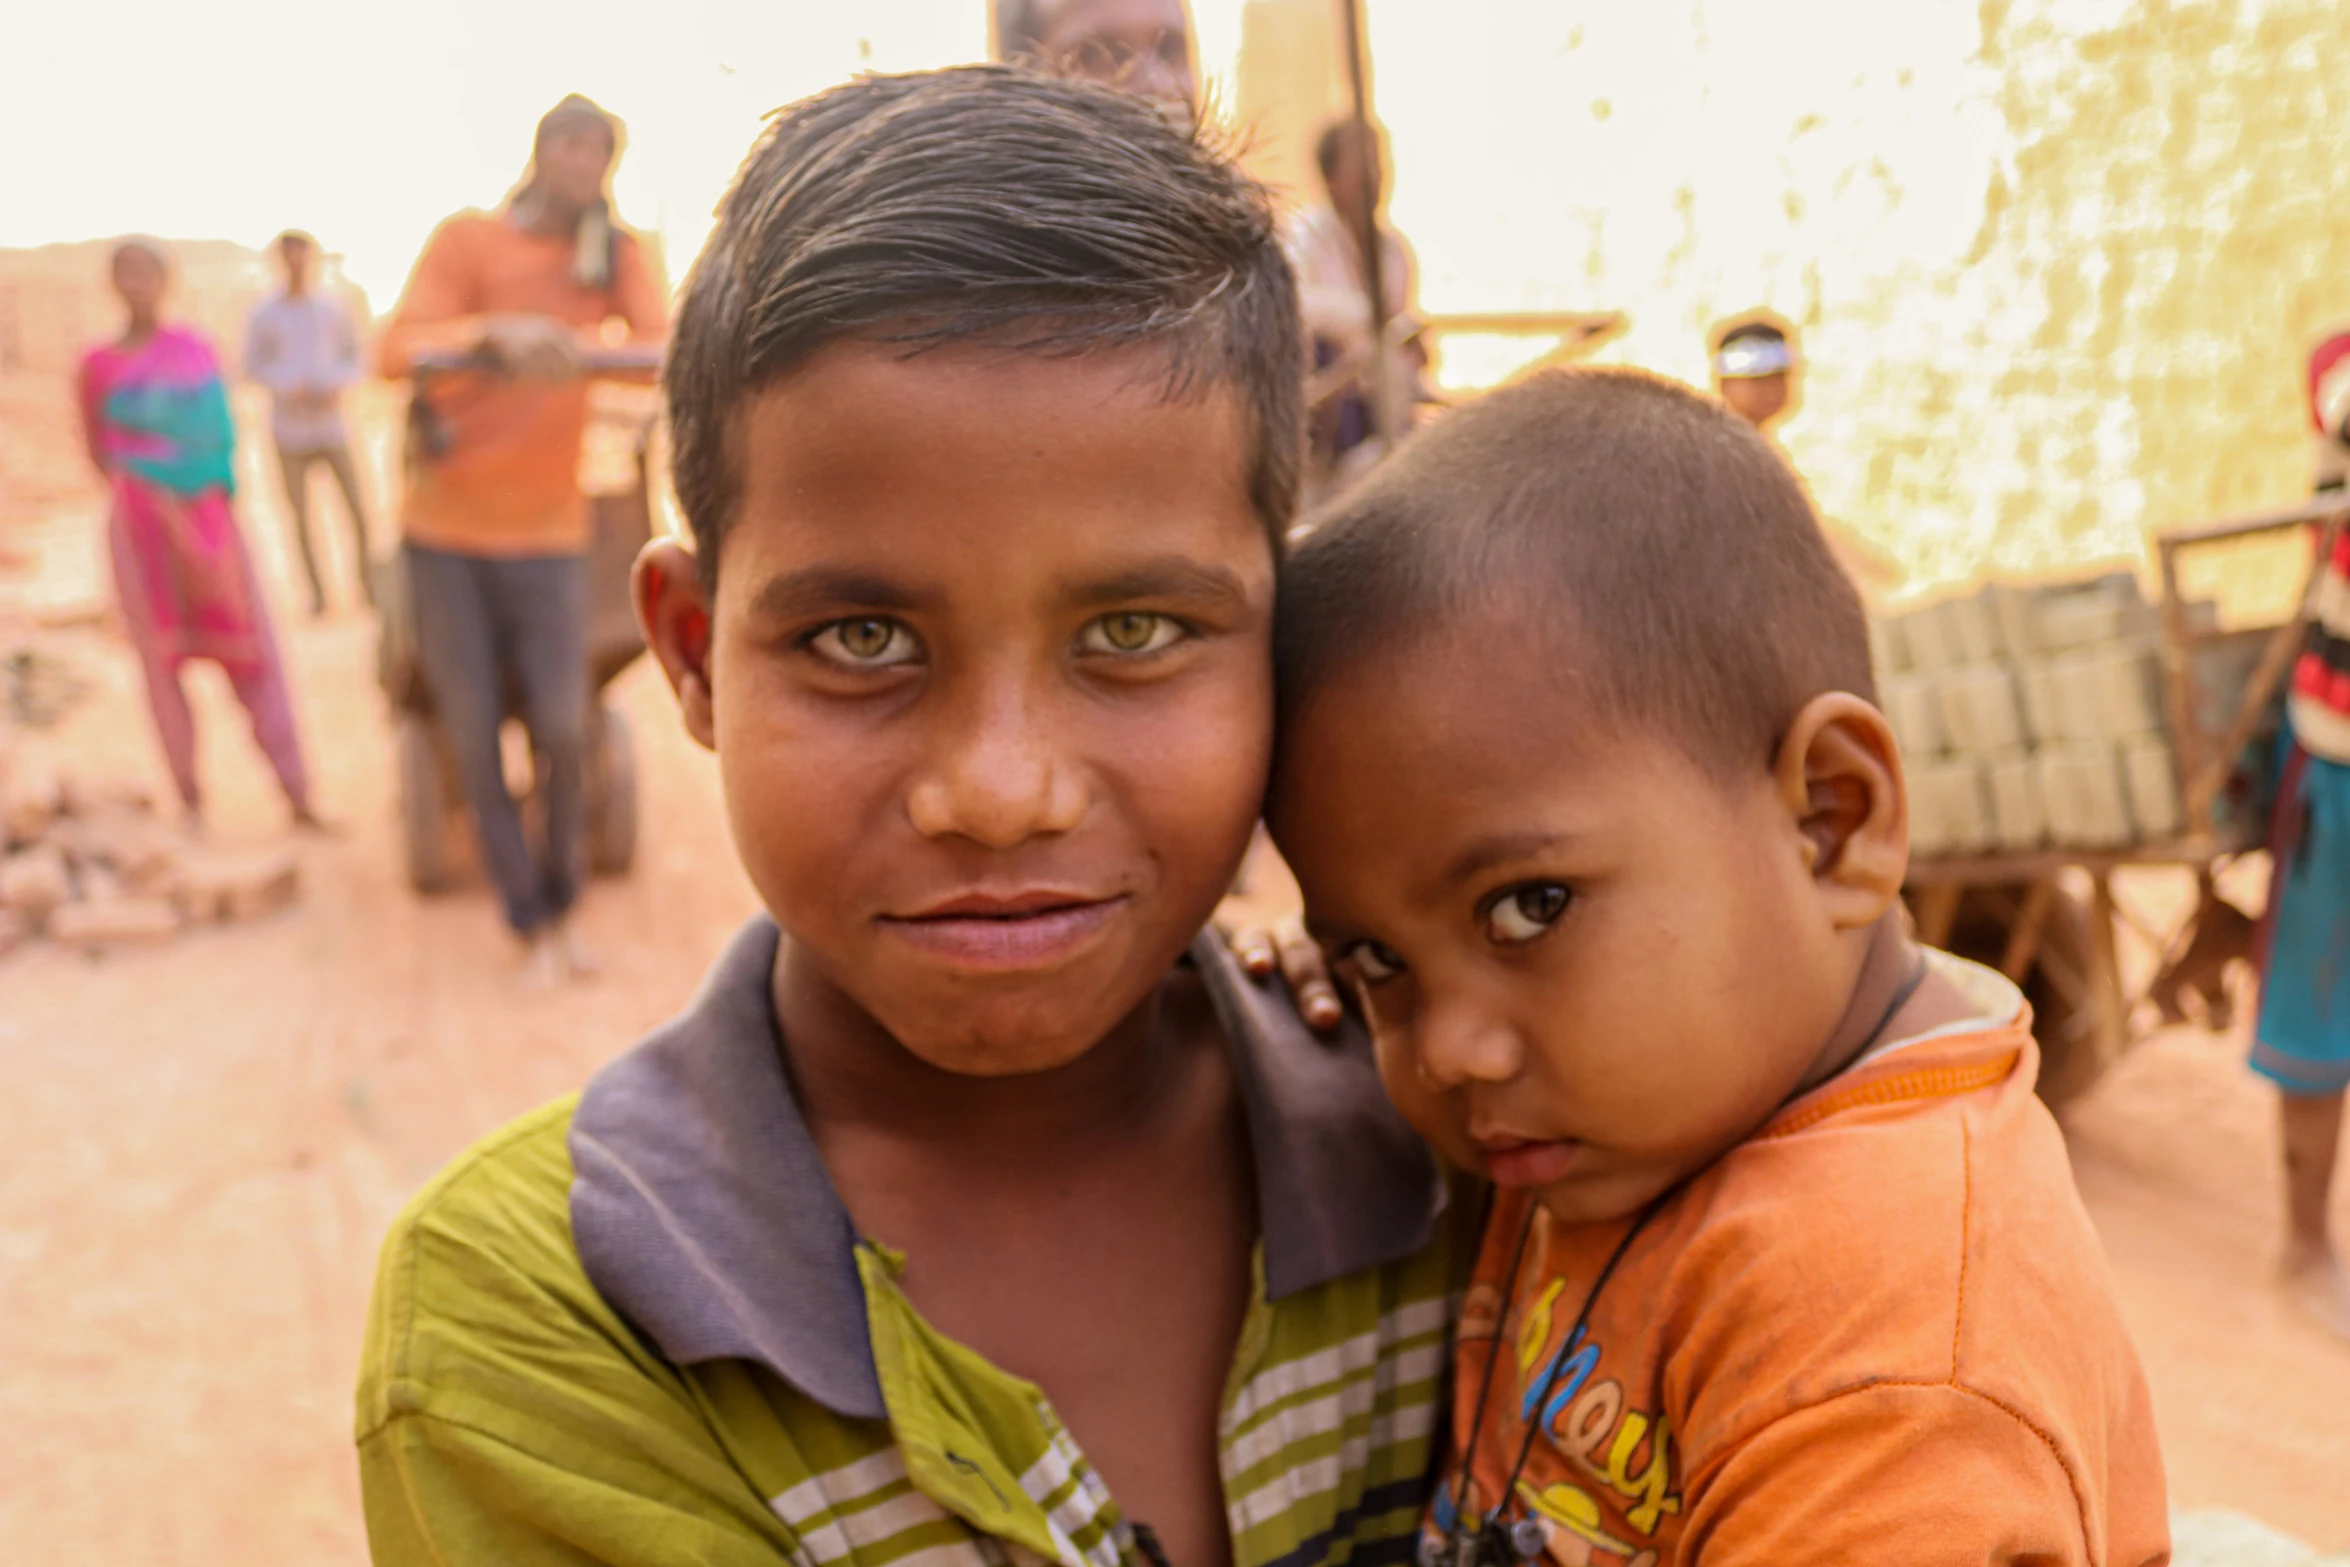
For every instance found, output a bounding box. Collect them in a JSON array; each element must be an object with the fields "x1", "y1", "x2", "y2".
[
  {"x1": 0, "y1": 736, "x2": 300, "y2": 960},
  {"x1": 1871, "y1": 577, "x2": 2267, "y2": 859}
]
